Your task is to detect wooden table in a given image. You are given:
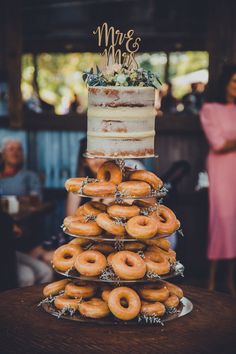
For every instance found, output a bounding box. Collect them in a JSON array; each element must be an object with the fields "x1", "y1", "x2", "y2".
[
  {"x1": 0, "y1": 284, "x2": 236, "y2": 354},
  {"x1": 12, "y1": 202, "x2": 54, "y2": 223}
]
